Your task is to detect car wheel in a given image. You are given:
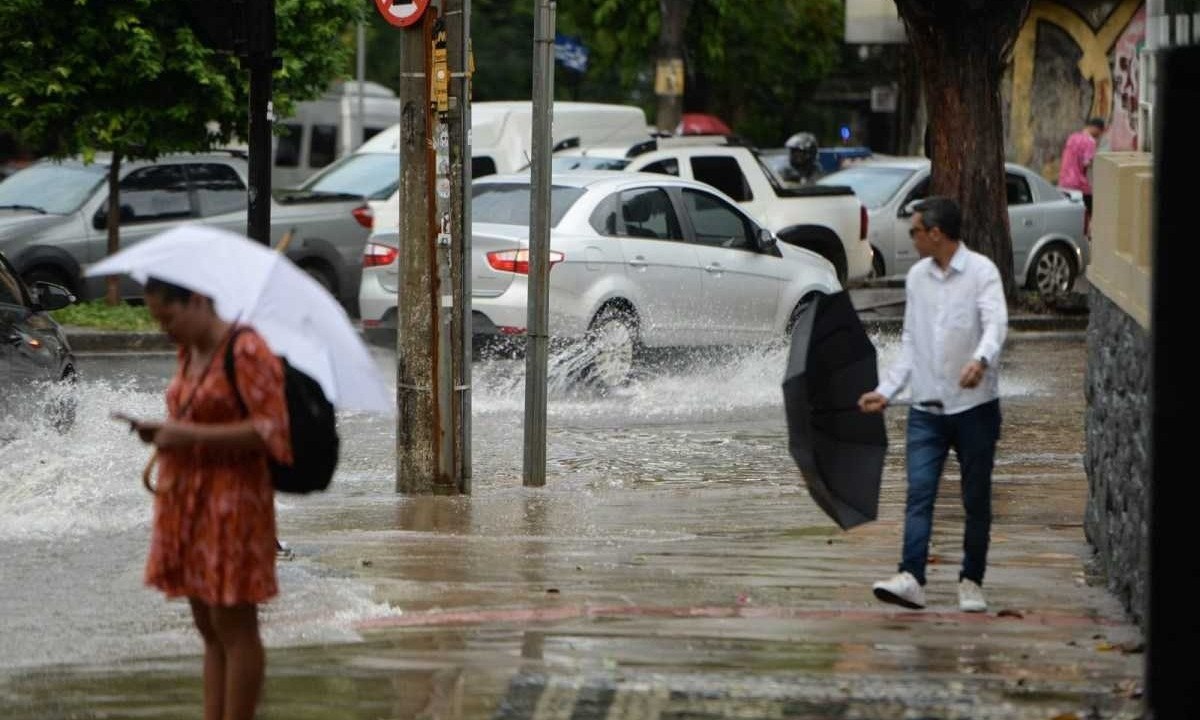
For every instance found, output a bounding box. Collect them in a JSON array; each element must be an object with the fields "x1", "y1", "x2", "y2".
[
  {"x1": 870, "y1": 247, "x2": 886, "y2": 279},
  {"x1": 786, "y1": 291, "x2": 825, "y2": 336},
  {"x1": 581, "y1": 307, "x2": 638, "y2": 391},
  {"x1": 301, "y1": 262, "x2": 337, "y2": 295},
  {"x1": 1027, "y1": 244, "x2": 1076, "y2": 295}
]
